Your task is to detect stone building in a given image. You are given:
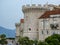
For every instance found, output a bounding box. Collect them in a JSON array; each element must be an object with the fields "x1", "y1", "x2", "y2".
[
  {"x1": 15, "y1": 4, "x2": 60, "y2": 41},
  {"x1": 15, "y1": 19, "x2": 24, "y2": 41}
]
